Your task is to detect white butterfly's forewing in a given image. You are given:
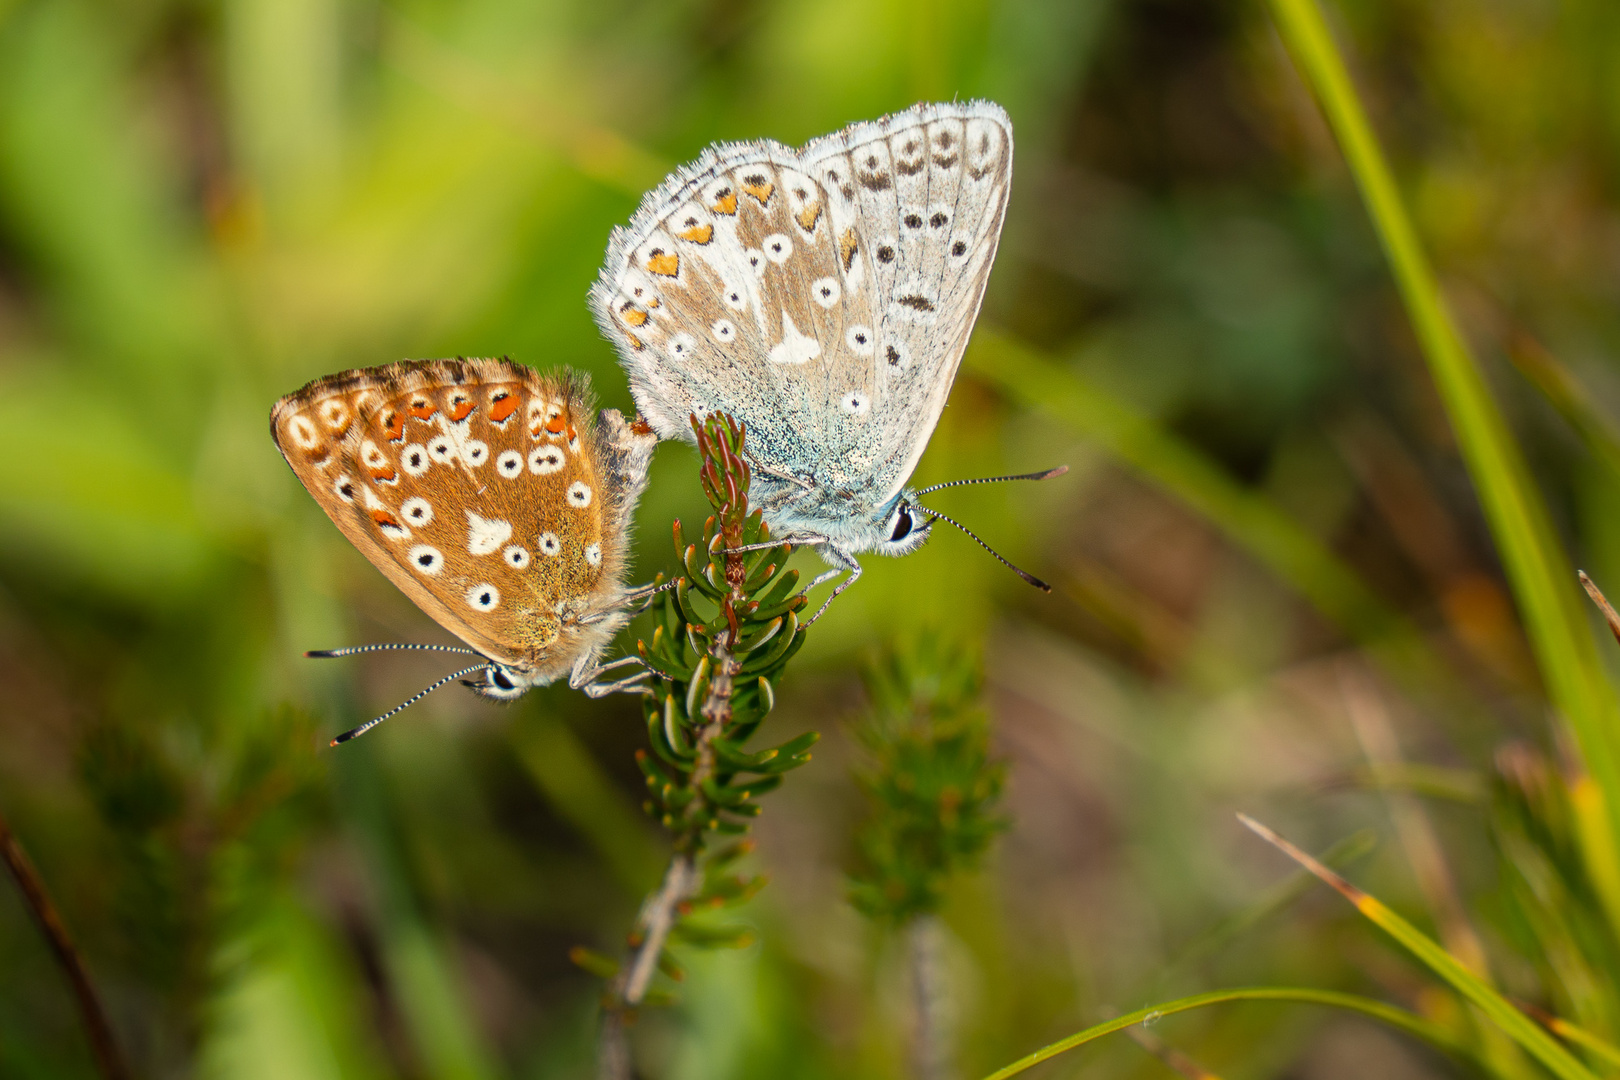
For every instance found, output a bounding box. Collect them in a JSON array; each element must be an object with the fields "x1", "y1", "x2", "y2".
[{"x1": 591, "y1": 101, "x2": 1012, "y2": 536}]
